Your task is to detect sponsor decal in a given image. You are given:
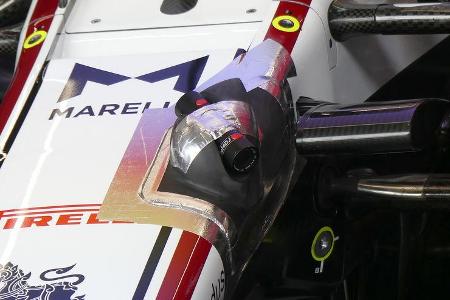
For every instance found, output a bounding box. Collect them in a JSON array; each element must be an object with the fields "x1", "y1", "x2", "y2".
[
  {"x1": 210, "y1": 270, "x2": 225, "y2": 300},
  {"x1": 0, "y1": 262, "x2": 85, "y2": 300},
  {"x1": 49, "y1": 57, "x2": 209, "y2": 120},
  {"x1": 0, "y1": 204, "x2": 130, "y2": 230}
]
